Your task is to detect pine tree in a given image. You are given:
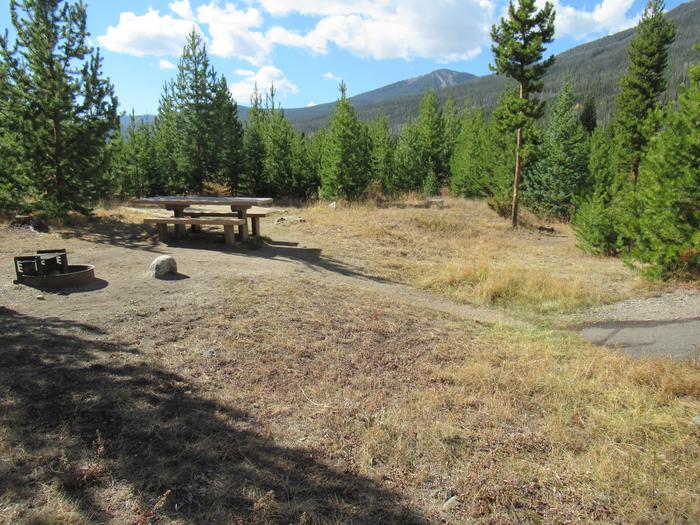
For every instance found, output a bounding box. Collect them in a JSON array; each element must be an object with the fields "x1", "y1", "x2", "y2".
[
  {"x1": 1, "y1": 0, "x2": 118, "y2": 214},
  {"x1": 416, "y1": 90, "x2": 448, "y2": 185},
  {"x1": 368, "y1": 114, "x2": 396, "y2": 194},
  {"x1": 490, "y1": 0, "x2": 555, "y2": 227},
  {"x1": 579, "y1": 94, "x2": 597, "y2": 134},
  {"x1": 119, "y1": 112, "x2": 156, "y2": 197},
  {"x1": 393, "y1": 119, "x2": 428, "y2": 193},
  {"x1": 0, "y1": 41, "x2": 24, "y2": 210},
  {"x1": 633, "y1": 47, "x2": 700, "y2": 277},
  {"x1": 527, "y1": 80, "x2": 588, "y2": 219},
  {"x1": 211, "y1": 76, "x2": 244, "y2": 193},
  {"x1": 261, "y1": 87, "x2": 295, "y2": 197},
  {"x1": 319, "y1": 82, "x2": 371, "y2": 200},
  {"x1": 174, "y1": 29, "x2": 217, "y2": 193},
  {"x1": 442, "y1": 95, "x2": 461, "y2": 175},
  {"x1": 289, "y1": 132, "x2": 315, "y2": 198},
  {"x1": 613, "y1": 0, "x2": 675, "y2": 190},
  {"x1": 571, "y1": 126, "x2": 620, "y2": 255},
  {"x1": 243, "y1": 85, "x2": 266, "y2": 195},
  {"x1": 450, "y1": 109, "x2": 498, "y2": 198},
  {"x1": 153, "y1": 83, "x2": 183, "y2": 193}
]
